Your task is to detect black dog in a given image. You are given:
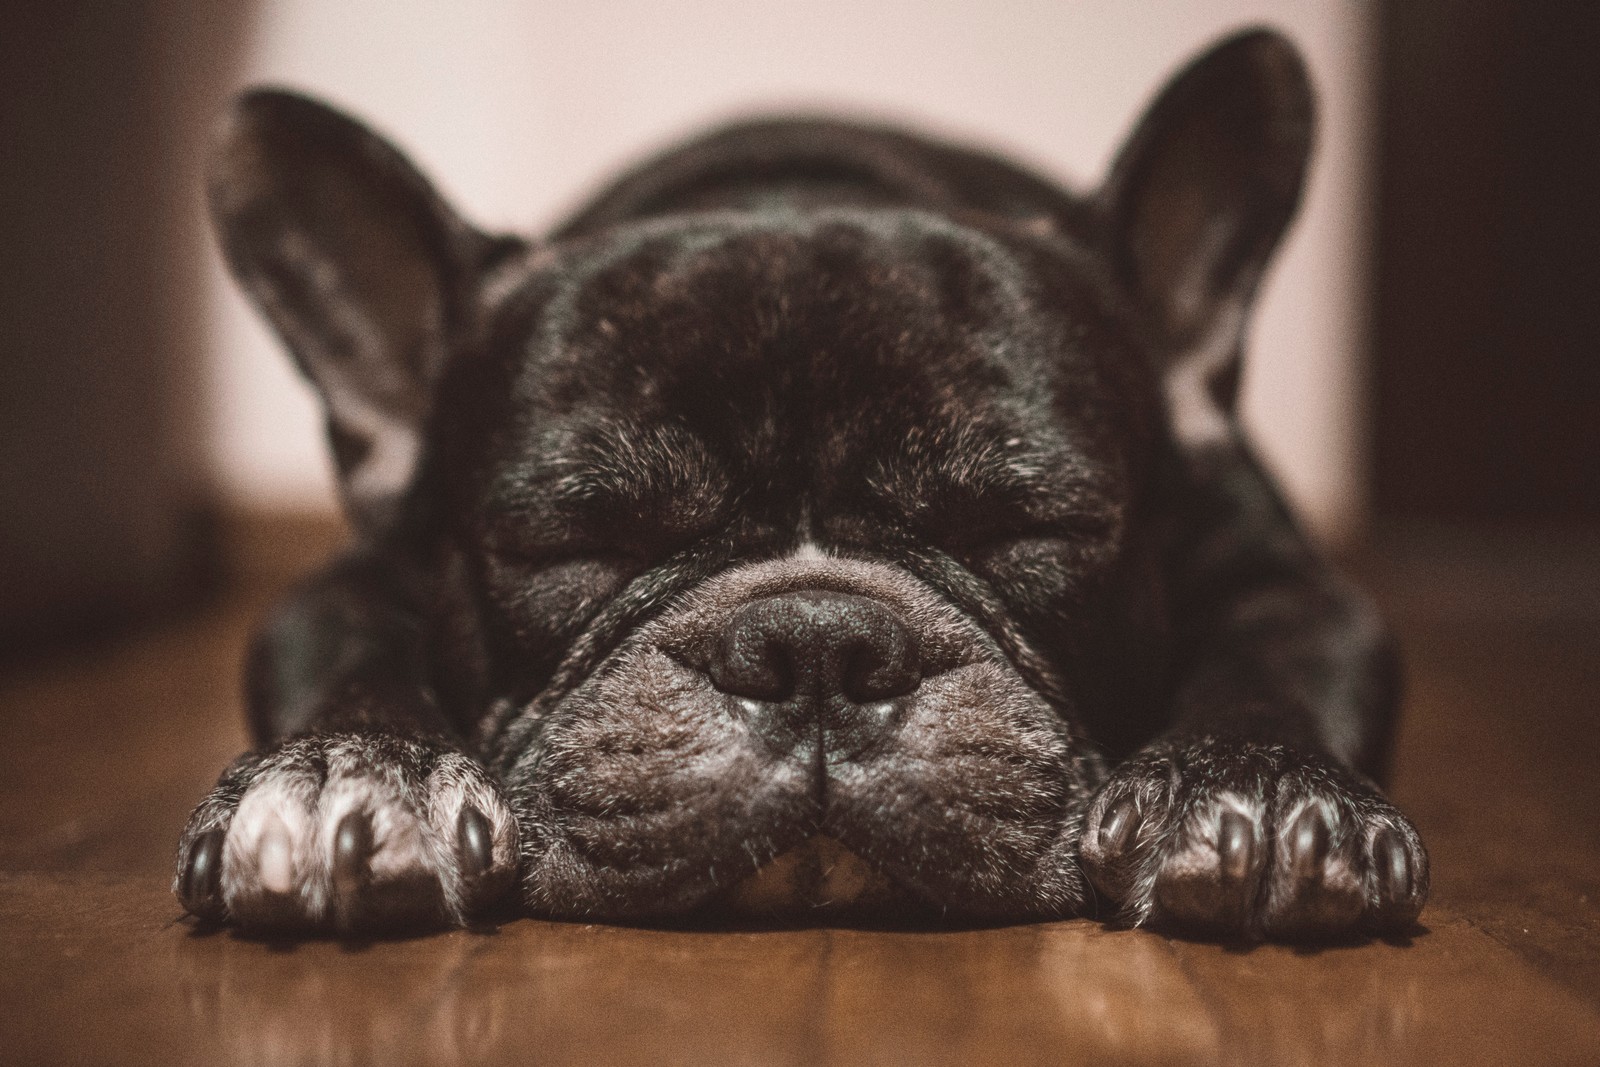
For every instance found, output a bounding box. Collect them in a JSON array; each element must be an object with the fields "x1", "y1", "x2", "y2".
[{"x1": 176, "y1": 27, "x2": 1427, "y2": 940}]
